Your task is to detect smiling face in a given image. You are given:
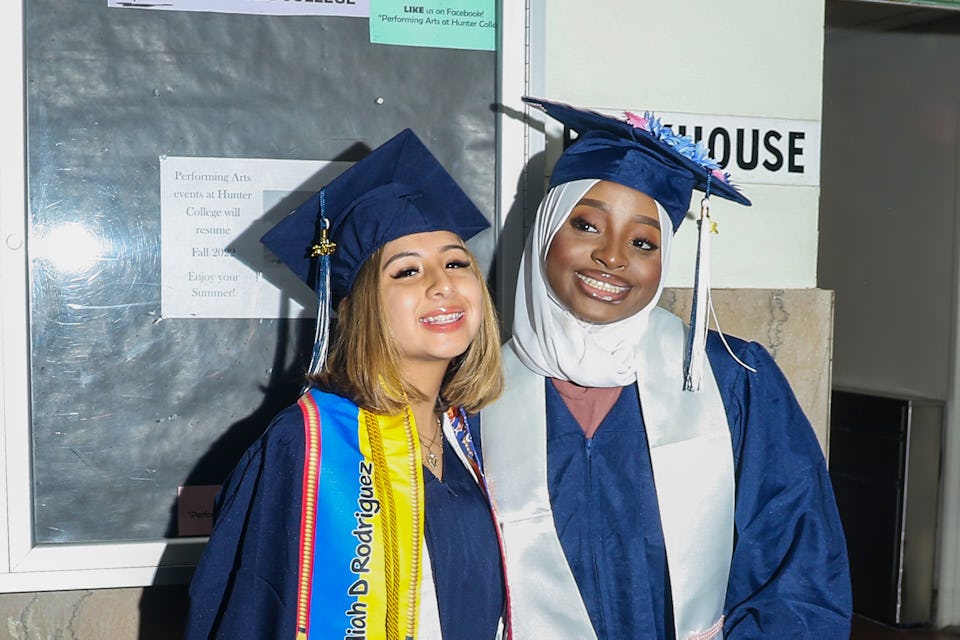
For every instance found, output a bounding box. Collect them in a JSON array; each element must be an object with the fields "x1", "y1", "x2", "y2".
[
  {"x1": 545, "y1": 180, "x2": 664, "y2": 325},
  {"x1": 379, "y1": 230, "x2": 484, "y2": 370}
]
